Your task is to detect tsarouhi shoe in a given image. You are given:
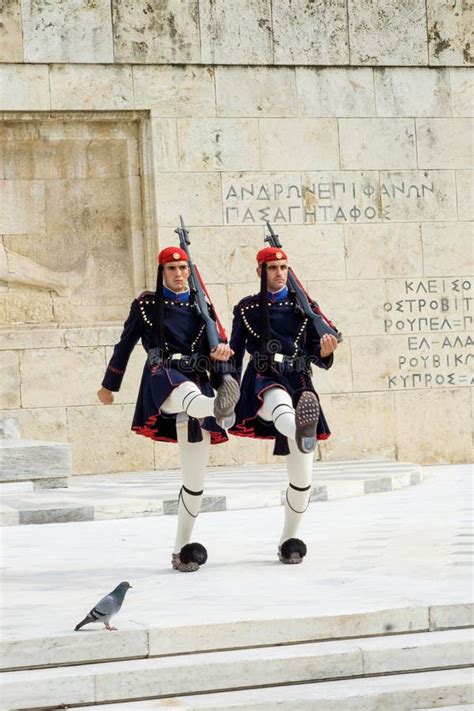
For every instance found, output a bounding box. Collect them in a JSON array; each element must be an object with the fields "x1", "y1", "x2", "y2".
[
  {"x1": 278, "y1": 538, "x2": 307, "y2": 564},
  {"x1": 294, "y1": 390, "x2": 320, "y2": 454},
  {"x1": 172, "y1": 542, "x2": 208, "y2": 572},
  {"x1": 214, "y1": 375, "x2": 240, "y2": 429}
]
